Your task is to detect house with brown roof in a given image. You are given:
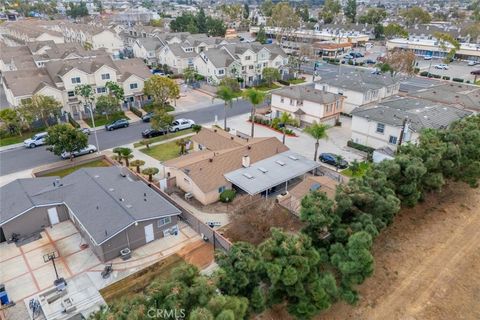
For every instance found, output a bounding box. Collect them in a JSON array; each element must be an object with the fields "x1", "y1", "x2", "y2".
[{"x1": 164, "y1": 128, "x2": 289, "y2": 205}]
